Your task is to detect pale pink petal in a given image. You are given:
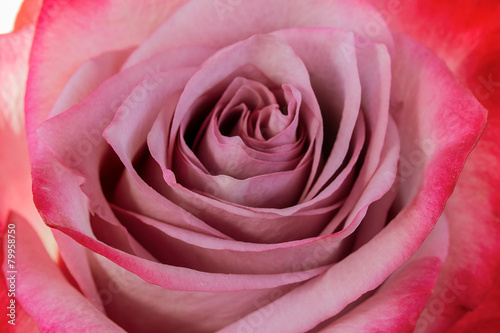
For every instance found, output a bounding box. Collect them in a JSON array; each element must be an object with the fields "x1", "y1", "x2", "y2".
[
  {"x1": 193, "y1": 78, "x2": 304, "y2": 178},
  {"x1": 48, "y1": 48, "x2": 135, "y2": 119},
  {"x1": 0, "y1": 27, "x2": 33, "y2": 222},
  {"x1": 88, "y1": 252, "x2": 301, "y2": 333},
  {"x1": 0, "y1": 25, "x2": 56, "y2": 256},
  {"x1": 112, "y1": 204, "x2": 344, "y2": 275},
  {"x1": 123, "y1": 0, "x2": 394, "y2": 68},
  {"x1": 52, "y1": 230, "x2": 105, "y2": 312},
  {"x1": 270, "y1": 28, "x2": 364, "y2": 202},
  {"x1": 117, "y1": 164, "x2": 341, "y2": 243},
  {"x1": 142, "y1": 113, "x2": 364, "y2": 243},
  {"x1": 318, "y1": 34, "x2": 396, "y2": 236},
  {"x1": 26, "y1": 0, "x2": 189, "y2": 153},
  {"x1": 317, "y1": 215, "x2": 449, "y2": 332},
  {"x1": 143, "y1": 29, "x2": 396, "y2": 244},
  {"x1": 172, "y1": 150, "x2": 312, "y2": 208}
]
